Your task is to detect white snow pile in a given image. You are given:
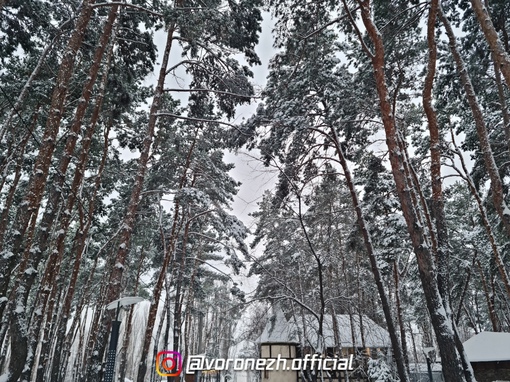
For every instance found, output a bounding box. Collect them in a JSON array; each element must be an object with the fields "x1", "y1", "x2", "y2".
[{"x1": 463, "y1": 331, "x2": 510, "y2": 362}]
